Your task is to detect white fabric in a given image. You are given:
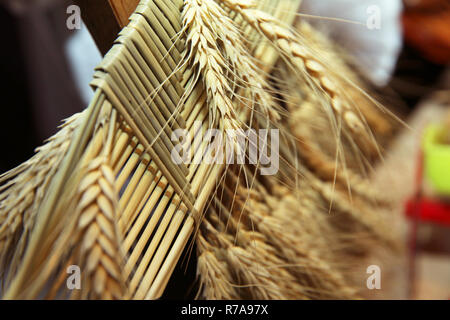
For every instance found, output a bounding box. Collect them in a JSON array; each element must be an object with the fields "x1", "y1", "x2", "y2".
[
  {"x1": 65, "y1": 22, "x2": 102, "y2": 105},
  {"x1": 301, "y1": 0, "x2": 403, "y2": 86}
]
